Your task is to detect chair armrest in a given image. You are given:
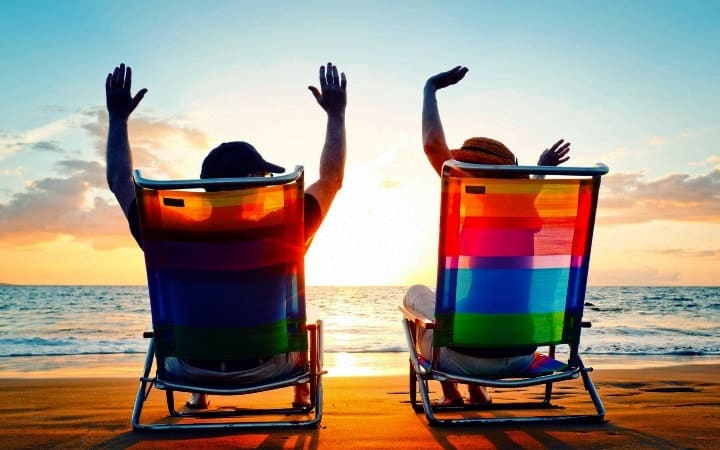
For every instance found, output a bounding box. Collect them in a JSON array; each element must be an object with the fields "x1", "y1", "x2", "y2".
[{"x1": 399, "y1": 305, "x2": 435, "y2": 330}]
